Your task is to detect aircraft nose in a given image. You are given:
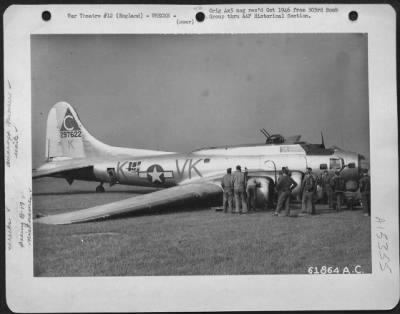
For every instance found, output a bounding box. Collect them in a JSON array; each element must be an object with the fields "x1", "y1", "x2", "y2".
[{"x1": 358, "y1": 153, "x2": 366, "y2": 169}]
